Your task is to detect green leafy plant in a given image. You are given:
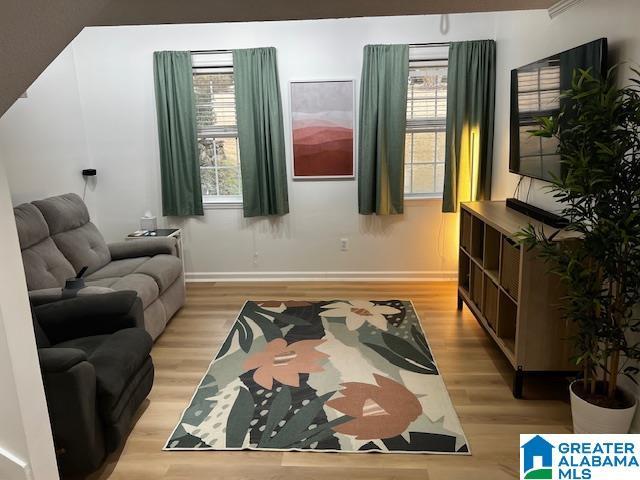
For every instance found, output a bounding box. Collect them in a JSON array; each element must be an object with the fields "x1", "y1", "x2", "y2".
[{"x1": 517, "y1": 66, "x2": 640, "y2": 407}]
